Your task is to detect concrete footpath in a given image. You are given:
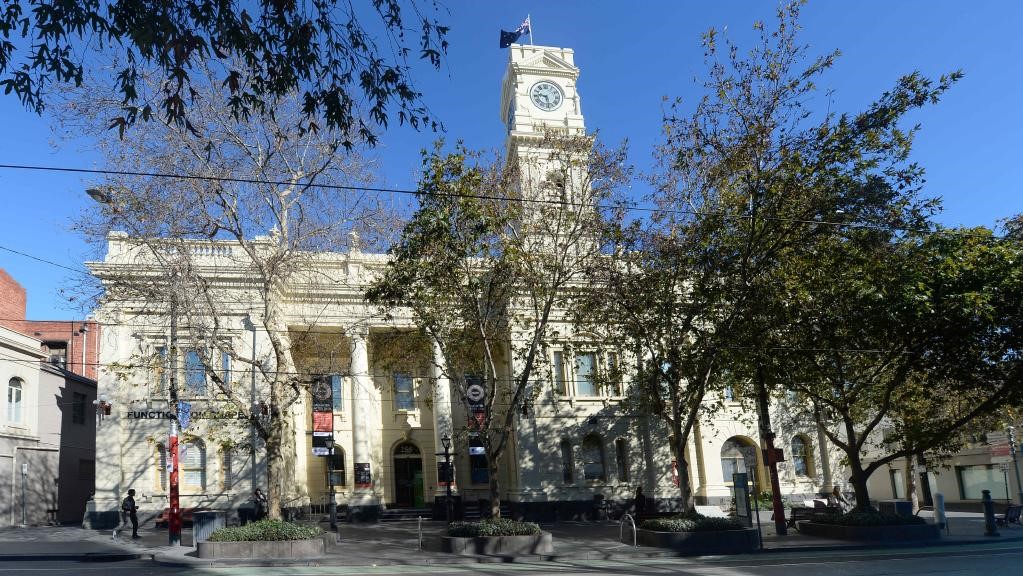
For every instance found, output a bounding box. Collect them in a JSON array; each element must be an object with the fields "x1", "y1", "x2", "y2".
[{"x1": 1, "y1": 511, "x2": 1020, "y2": 567}]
